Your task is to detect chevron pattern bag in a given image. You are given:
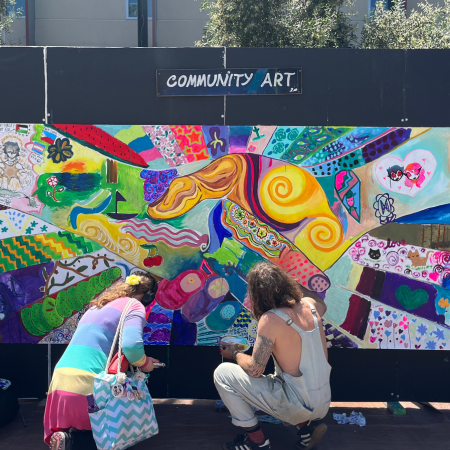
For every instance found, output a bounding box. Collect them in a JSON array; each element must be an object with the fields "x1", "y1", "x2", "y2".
[{"x1": 89, "y1": 300, "x2": 159, "y2": 450}]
